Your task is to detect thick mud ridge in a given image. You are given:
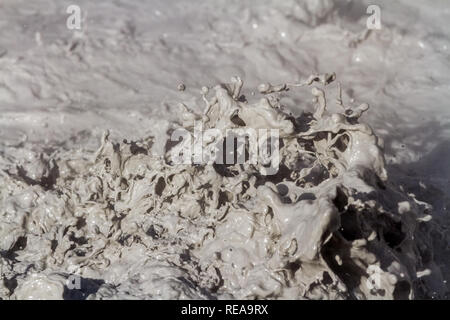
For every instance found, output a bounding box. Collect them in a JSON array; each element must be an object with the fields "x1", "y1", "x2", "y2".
[{"x1": 1, "y1": 76, "x2": 447, "y2": 299}]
